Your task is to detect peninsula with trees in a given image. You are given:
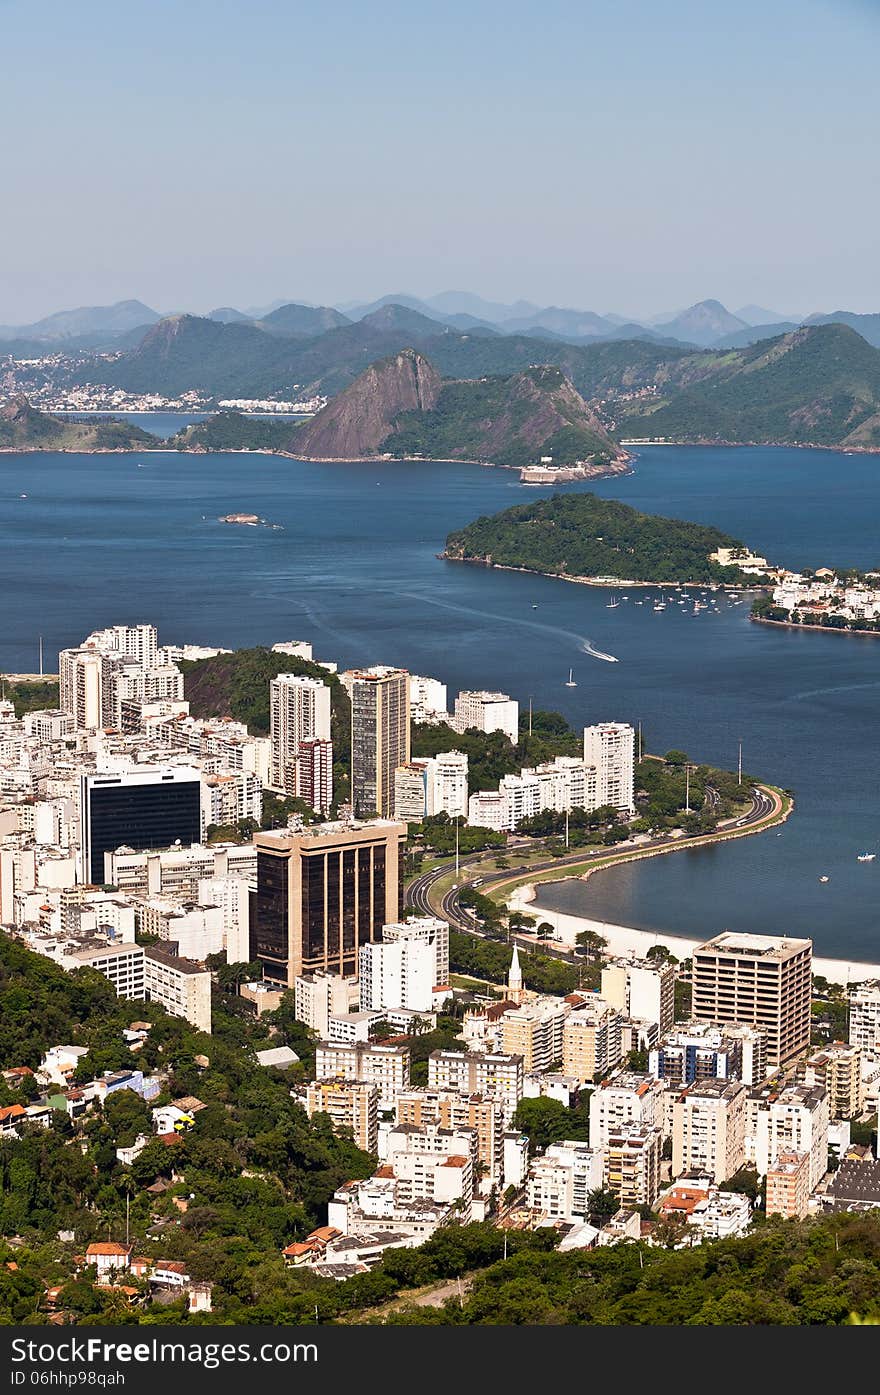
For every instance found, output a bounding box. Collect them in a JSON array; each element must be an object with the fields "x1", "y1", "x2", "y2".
[{"x1": 443, "y1": 492, "x2": 767, "y2": 585}]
